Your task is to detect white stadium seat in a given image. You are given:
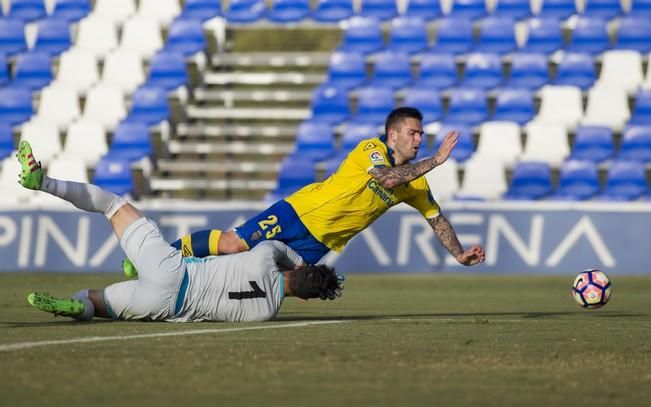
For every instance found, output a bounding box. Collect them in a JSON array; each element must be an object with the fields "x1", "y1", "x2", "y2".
[
  {"x1": 118, "y1": 17, "x2": 164, "y2": 60},
  {"x1": 425, "y1": 158, "x2": 459, "y2": 202},
  {"x1": 596, "y1": 50, "x2": 644, "y2": 93},
  {"x1": 82, "y1": 85, "x2": 127, "y2": 130},
  {"x1": 32, "y1": 155, "x2": 89, "y2": 207},
  {"x1": 581, "y1": 86, "x2": 630, "y2": 132},
  {"x1": 19, "y1": 120, "x2": 62, "y2": 166},
  {"x1": 54, "y1": 49, "x2": 99, "y2": 94},
  {"x1": 475, "y1": 121, "x2": 522, "y2": 165},
  {"x1": 35, "y1": 84, "x2": 81, "y2": 130},
  {"x1": 455, "y1": 156, "x2": 507, "y2": 200},
  {"x1": 0, "y1": 156, "x2": 36, "y2": 205},
  {"x1": 73, "y1": 16, "x2": 118, "y2": 59},
  {"x1": 91, "y1": 0, "x2": 136, "y2": 25},
  {"x1": 101, "y1": 50, "x2": 145, "y2": 95},
  {"x1": 531, "y1": 85, "x2": 584, "y2": 130},
  {"x1": 521, "y1": 122, "x2": 569, "y2": 166},
  {"x1": 63, "y1": 120, "x2": 108, "y2": 167},
  {"x1": 135, "y1": 0, "x2": 182, "y2": 27}
]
